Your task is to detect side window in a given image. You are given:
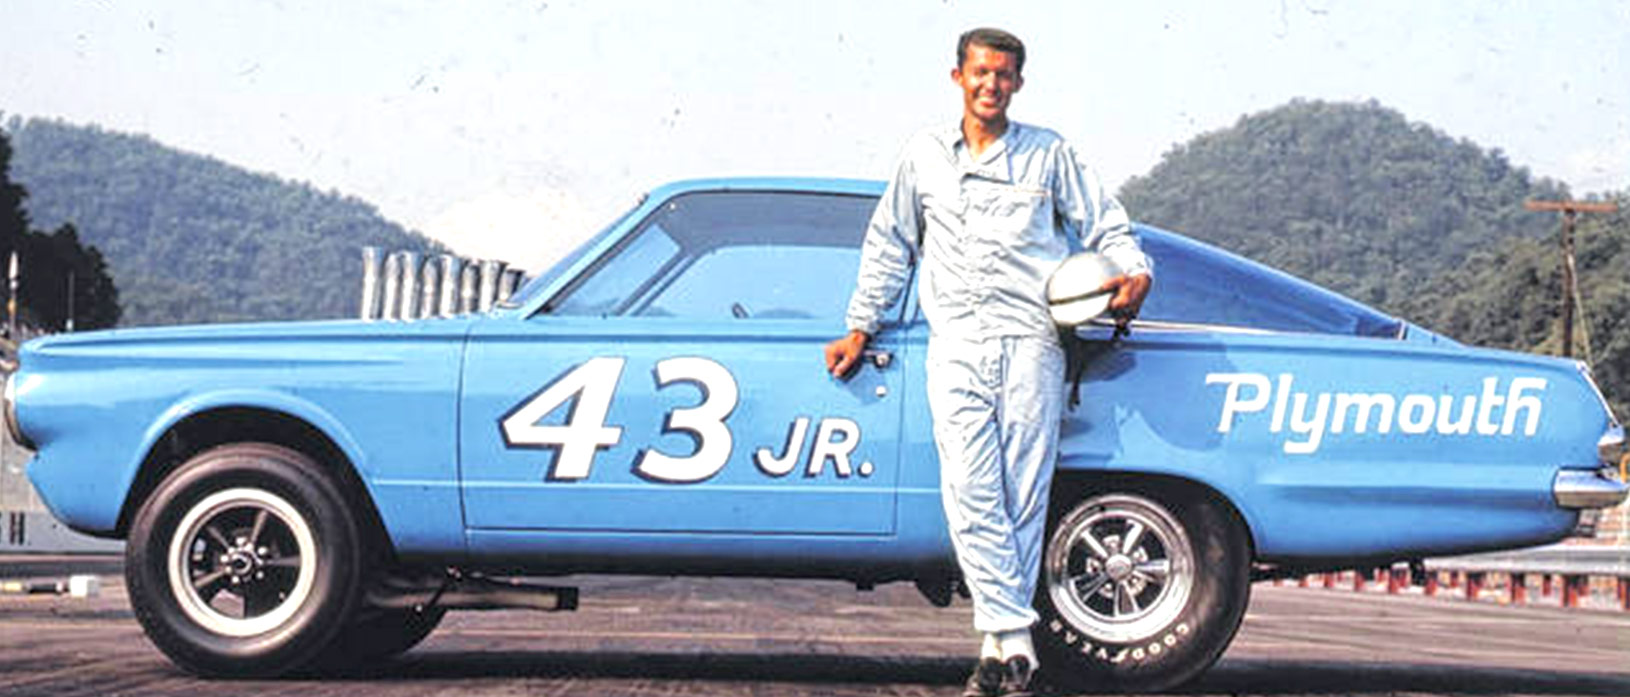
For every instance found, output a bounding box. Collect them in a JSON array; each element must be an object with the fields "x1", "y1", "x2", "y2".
[
  {"x1": 548, "y1": 191, "x2": 875, "y2": 321},
  {"x1": 640, "y1": 245, "x2": 858, "y2": 320}
]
